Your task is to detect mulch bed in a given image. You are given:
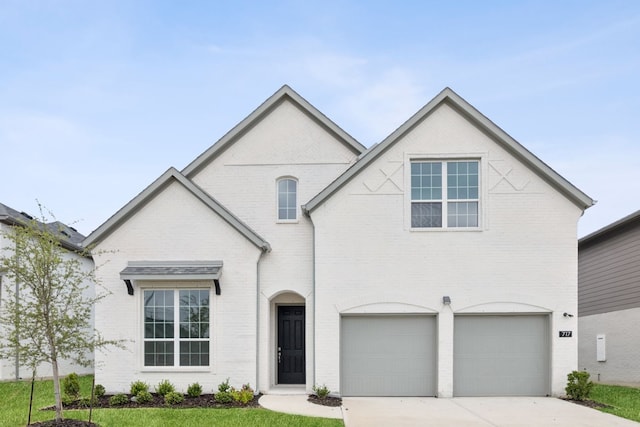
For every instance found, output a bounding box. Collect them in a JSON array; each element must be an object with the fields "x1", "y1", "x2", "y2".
[
  {"x1": 308, "y1": 394, "x2": 342, "y2": 407},
  {"x1": 561, "y1": 397, "x2": 612, "y2": 409},
  {"x1": 36, "y1": 392, "x2": 338, "y2": 425},
  {"x1": 45, "y1": 393, "x2": 261, "y2": 410}
]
